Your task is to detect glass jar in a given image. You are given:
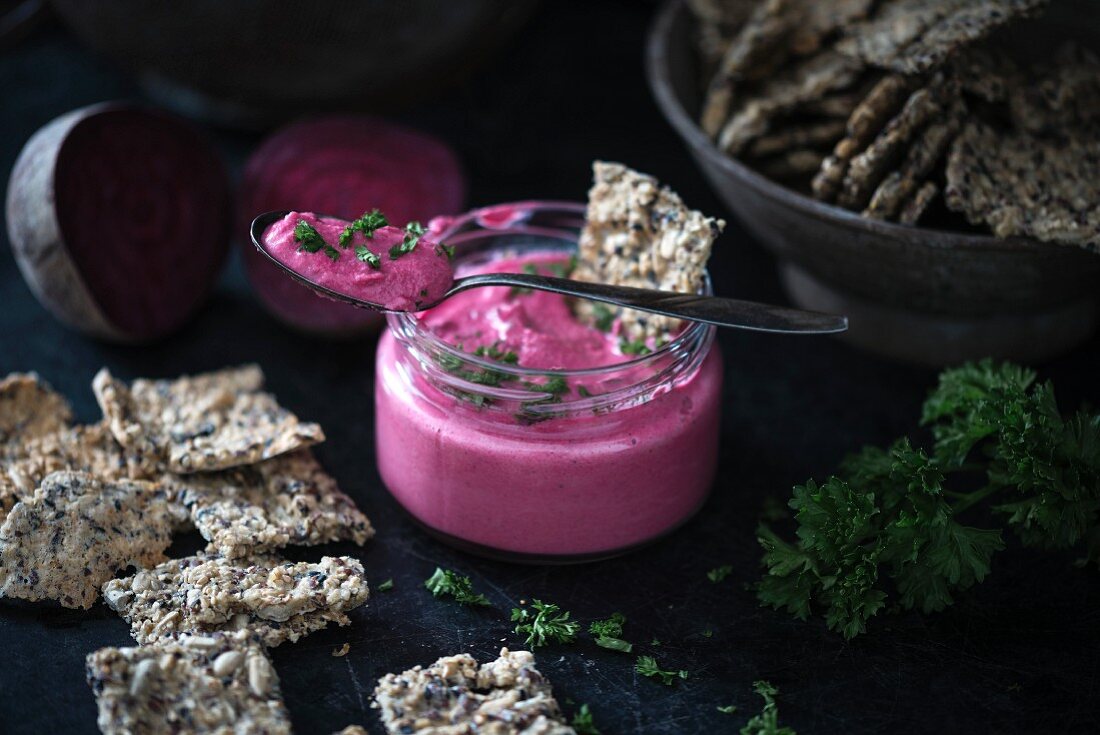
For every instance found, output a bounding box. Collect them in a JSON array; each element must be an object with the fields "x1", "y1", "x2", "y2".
[{"x1": 374, "y1": 202, "x2": 723, "y2": 562}]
